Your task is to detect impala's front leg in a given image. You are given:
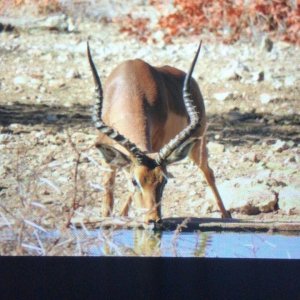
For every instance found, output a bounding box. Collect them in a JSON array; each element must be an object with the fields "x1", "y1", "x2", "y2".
[
  {"x1": 102, "y1": 167, "x2": 116, "y2": 217},
  {"x1": 190, "y1": 137, "x2": 231, "y2": 219},
  {"x1": 120, "y1": 194, "x2": 133, "y2": 217}
]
